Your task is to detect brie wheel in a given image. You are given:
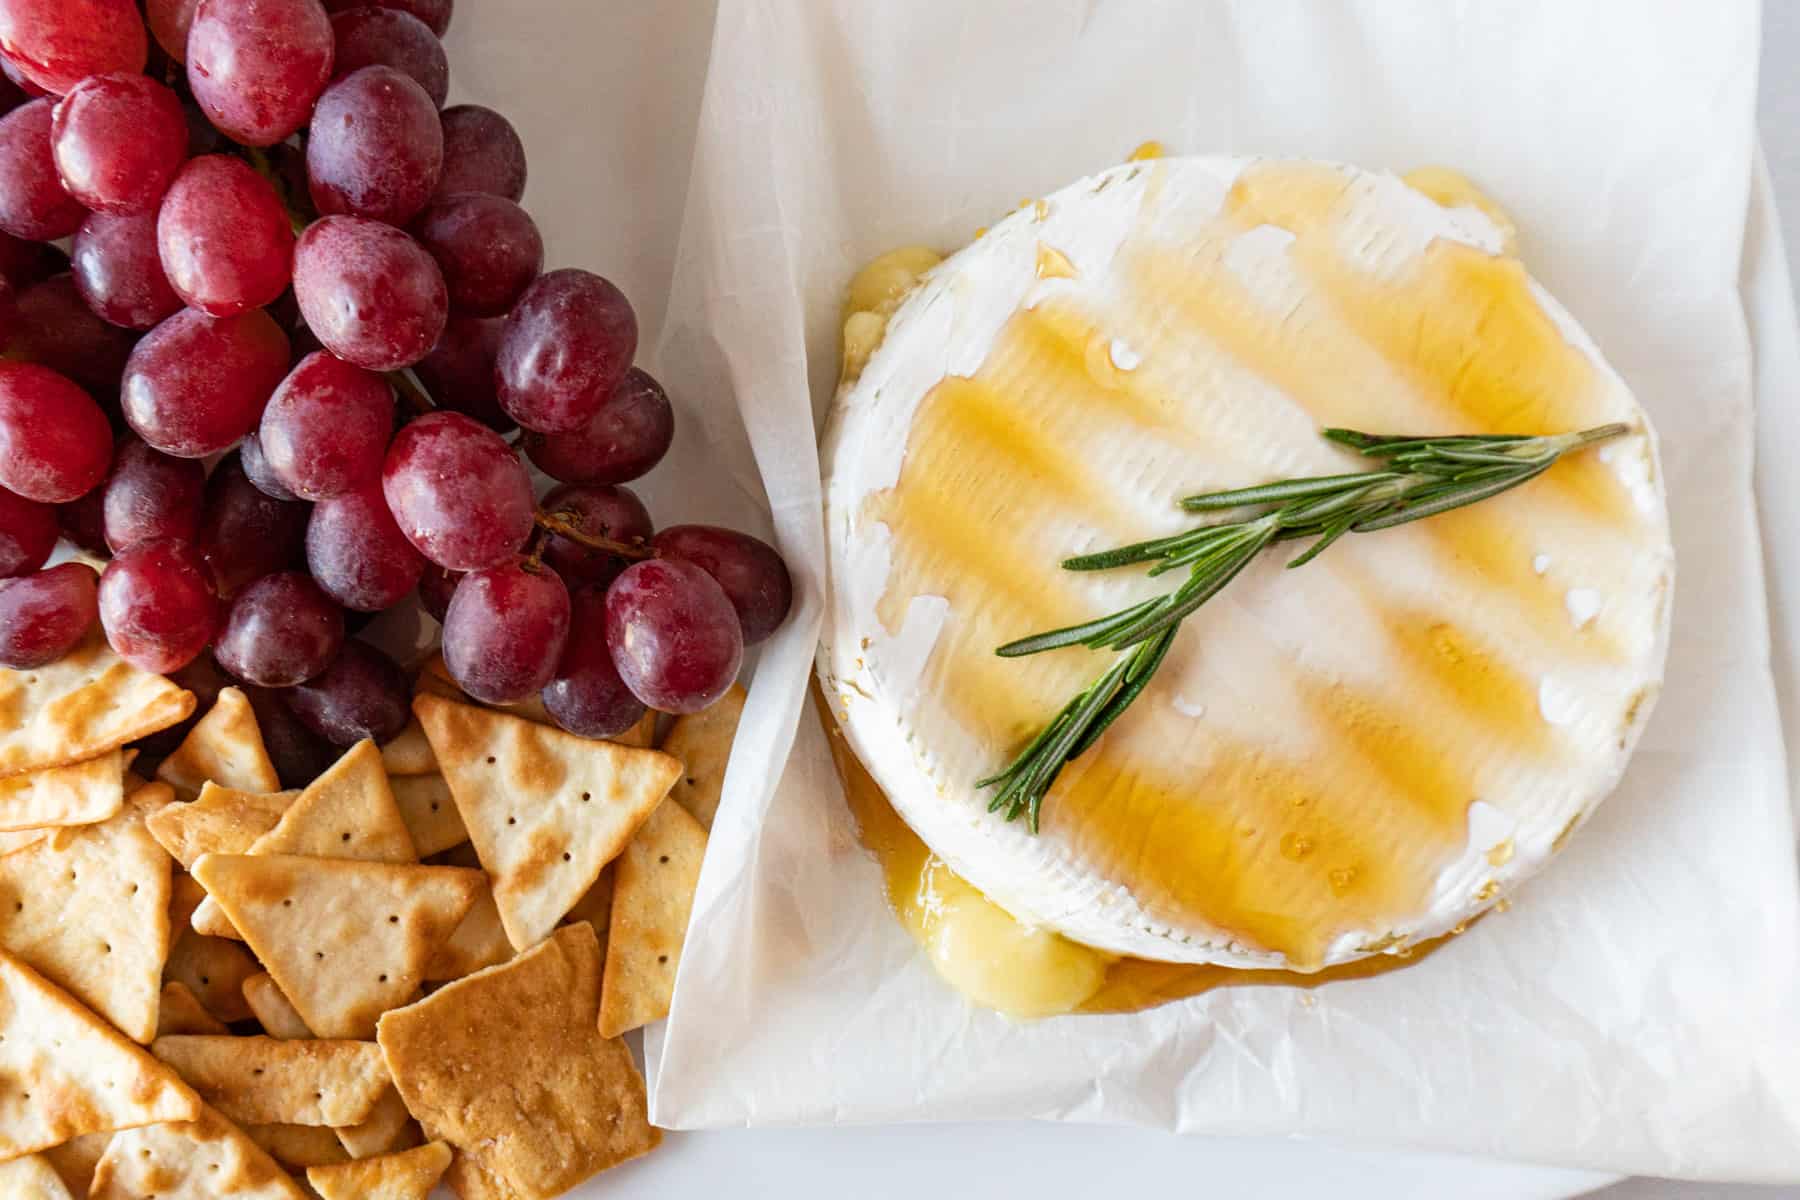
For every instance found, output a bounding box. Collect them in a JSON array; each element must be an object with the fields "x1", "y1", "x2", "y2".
[{"x1": 820, "y1": 158, "x2": 1672, "y2": 971}]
